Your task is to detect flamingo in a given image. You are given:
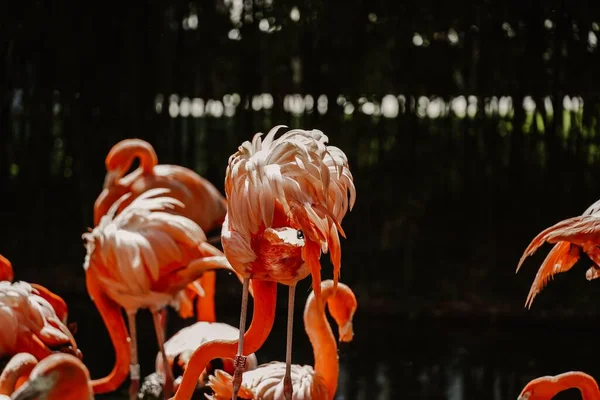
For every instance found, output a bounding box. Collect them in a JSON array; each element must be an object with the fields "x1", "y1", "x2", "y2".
[
  {"x1": 83, "y1": 188, "x2": 236, "y2": 399},
  {"x1": 0, "y1": 254, "x2": 69, "y2": 325},
  {"x1": 518, "y1": 371, "x2": 600, "y2": 399},
  {"x1": 94, "y1": 138, "x2": 229, "y2": 324},
  {"x1": 10, "y1": 353, "x2": 93, "y2": 400},
  {"x1": 147, "y1": 321, "x2": 258, "y2": 395},
  {"x1": 205, "y1": 280, "x2": 357, "y2": 400},
  {"x1": 0, "y1": 353, "x2": 38, "y2": 396},
  {"x1": 516, "y1": 199, "x2": 600, "y2": 308},
  {"x1": 94, "y1": 138, "x2": 227, "y2": 231},
  {"x1": 219, "y1": 126, "x2": 355, "y2": 400},
  {"x1": 0, "y1": 280, "x2": 80, "y2": 362}
]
